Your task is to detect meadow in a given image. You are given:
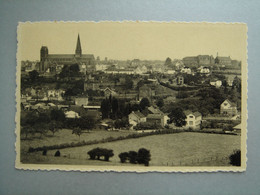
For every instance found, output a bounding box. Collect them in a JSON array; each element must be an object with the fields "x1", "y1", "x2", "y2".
[{"x1": 22, "y1": 132, "x2": 240, "y2": 166}]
